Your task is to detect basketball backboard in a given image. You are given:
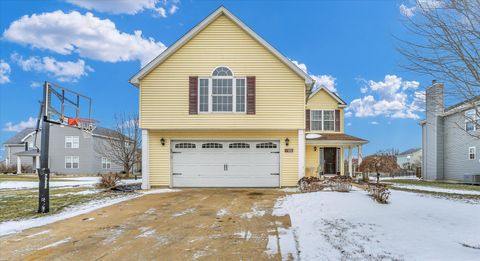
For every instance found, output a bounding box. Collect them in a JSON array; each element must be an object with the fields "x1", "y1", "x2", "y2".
[{"x1": 42, "y1": 81, "x2": 97, "y2": 132}]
